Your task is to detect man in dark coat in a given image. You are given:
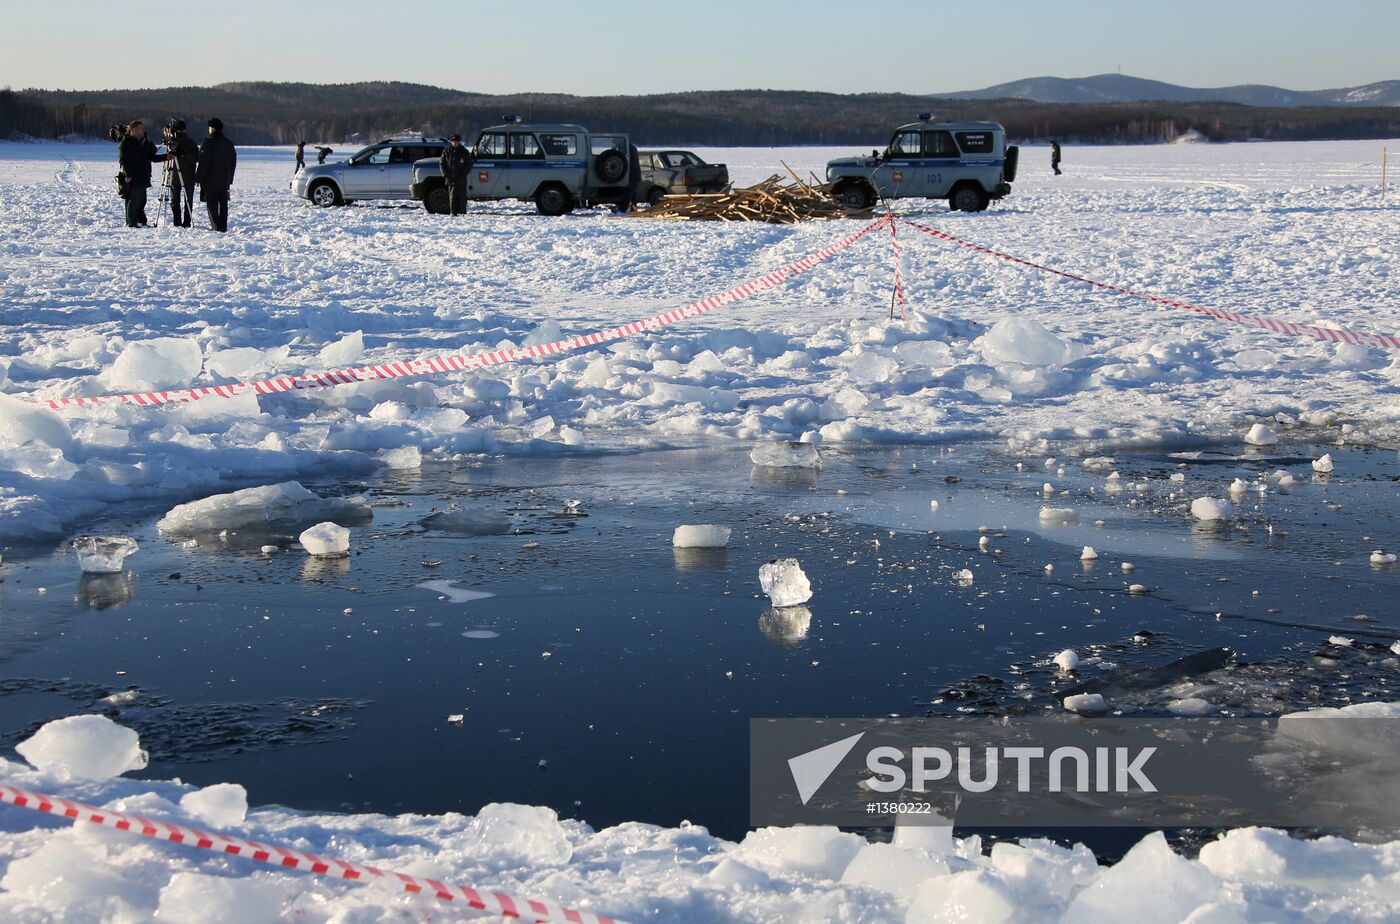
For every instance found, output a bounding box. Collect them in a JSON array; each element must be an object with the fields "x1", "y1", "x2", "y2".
[
  {"x1": 439, "y1": 134, "x2": 472, "y2": 215},
  {"x1": 117, "y1": 121, "x2": 170, "y2": 228},
  {"x1": 195, "y1": 117, "x2": 237, "y2": 232},
  {"x1": 163, "y1": 120, "x2": 199, "y2": 227},
  {"x1": 295, "y1": 140, "x2": 305, "y2": 173},
  {"x1": 317, "y1": 146, "x2": 332, "y2": 165},
  {"x1": 1051, "y1": 140, "x2": 1063, "y2": 176}
]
